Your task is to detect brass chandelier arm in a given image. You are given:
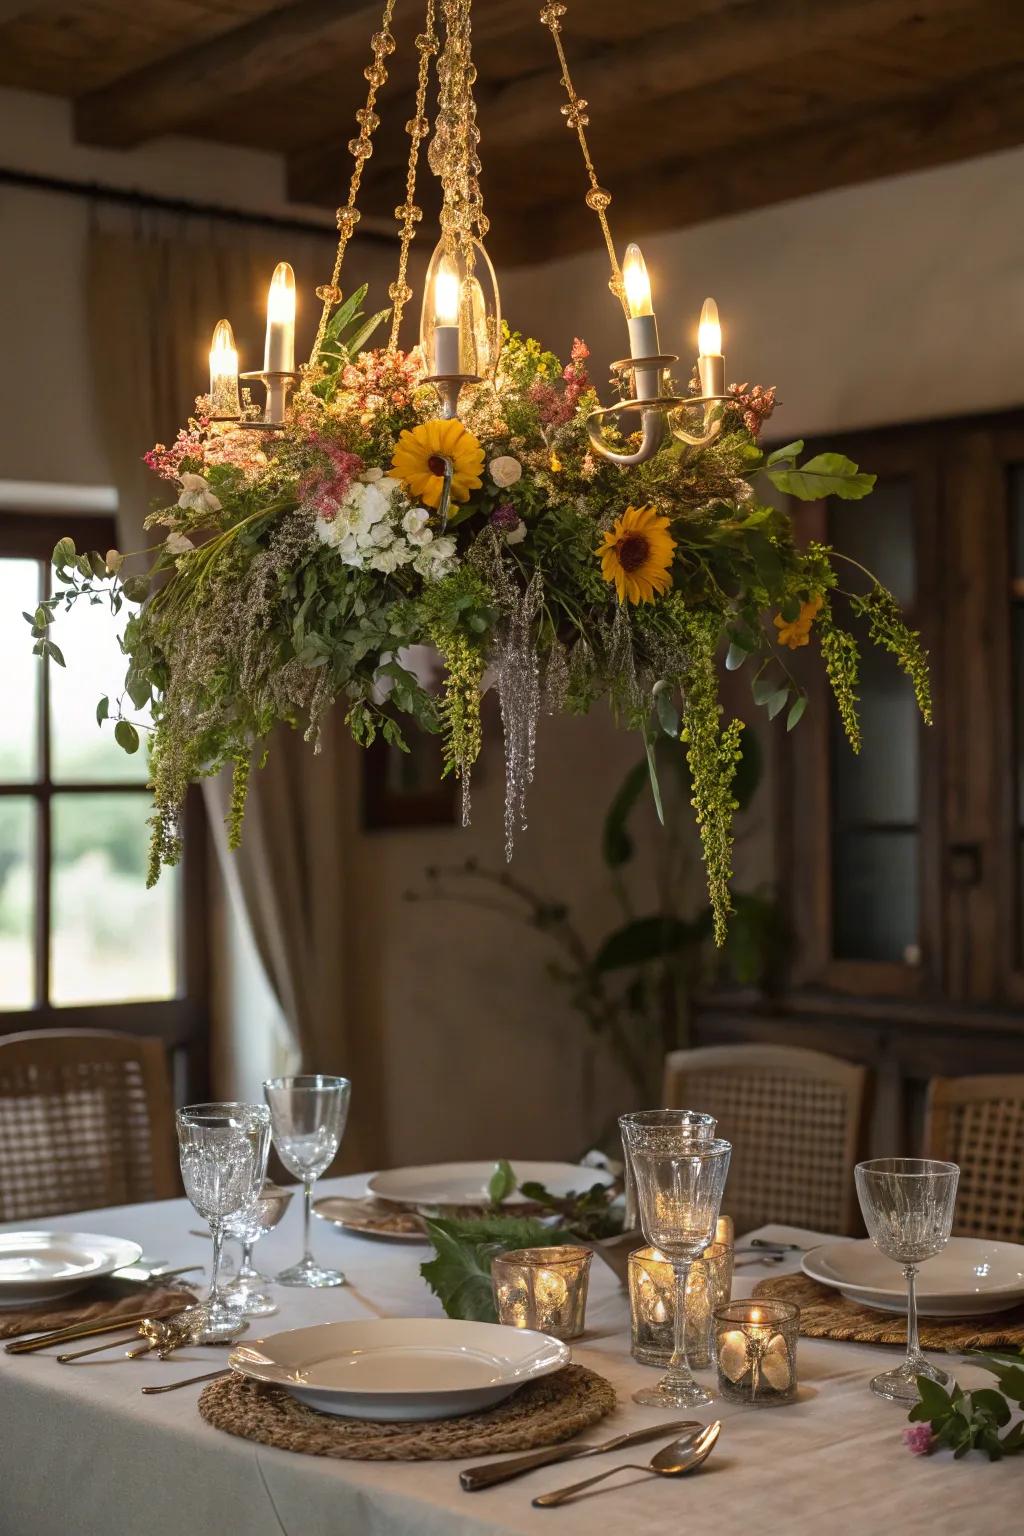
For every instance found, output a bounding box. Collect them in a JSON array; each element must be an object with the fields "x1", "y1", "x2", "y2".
[
  {"x1": 310, "y1": 0, "x2": 399, "y2": 368},
  {"x1": 586, "y1": 405, "x2": 667, "y2": 467},
  {"x1": 539, "y1": 2, "x2": 626, "y2": 316},
  {"x1": 388, "y1": 0, "x2": 438, "y2": 350}
]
